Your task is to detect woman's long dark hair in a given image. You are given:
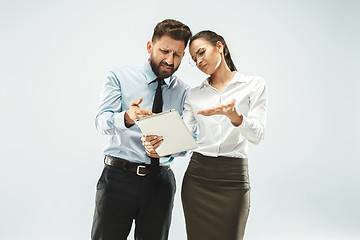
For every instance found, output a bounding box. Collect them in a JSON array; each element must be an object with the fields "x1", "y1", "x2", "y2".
[{"x1": 189, "y1": 30, "x2": 237, "y2": 72}]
